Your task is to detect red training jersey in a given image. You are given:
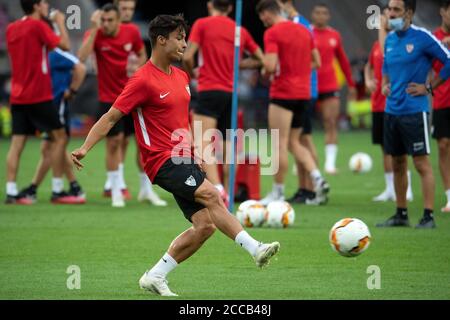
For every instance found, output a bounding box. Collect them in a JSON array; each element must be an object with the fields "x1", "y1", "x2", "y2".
[
  {"x1": 432, "y1": 27, "x2": 450, "y2": 110},
  {"x1": 85, "y1": 23, "x2": 144, "y2": 103},
  {"x1": 264, "y1": 20, "x2": 313, "y2": 100},
  {"x1": 368, "y1": 41, "x2": 386, "y2": 112},
  {"x1": 113, "y1": 61, "x2": 192, "y2": 182},
  {"x1": 6, "y1": 16, "x2": 60, "y2": 105},
  {"x1": 188, "y1": 16, "x2": 259, "y2": 93},
  {"x1": 313, "y1": 26, "x2": 355, "y2": 93}
]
